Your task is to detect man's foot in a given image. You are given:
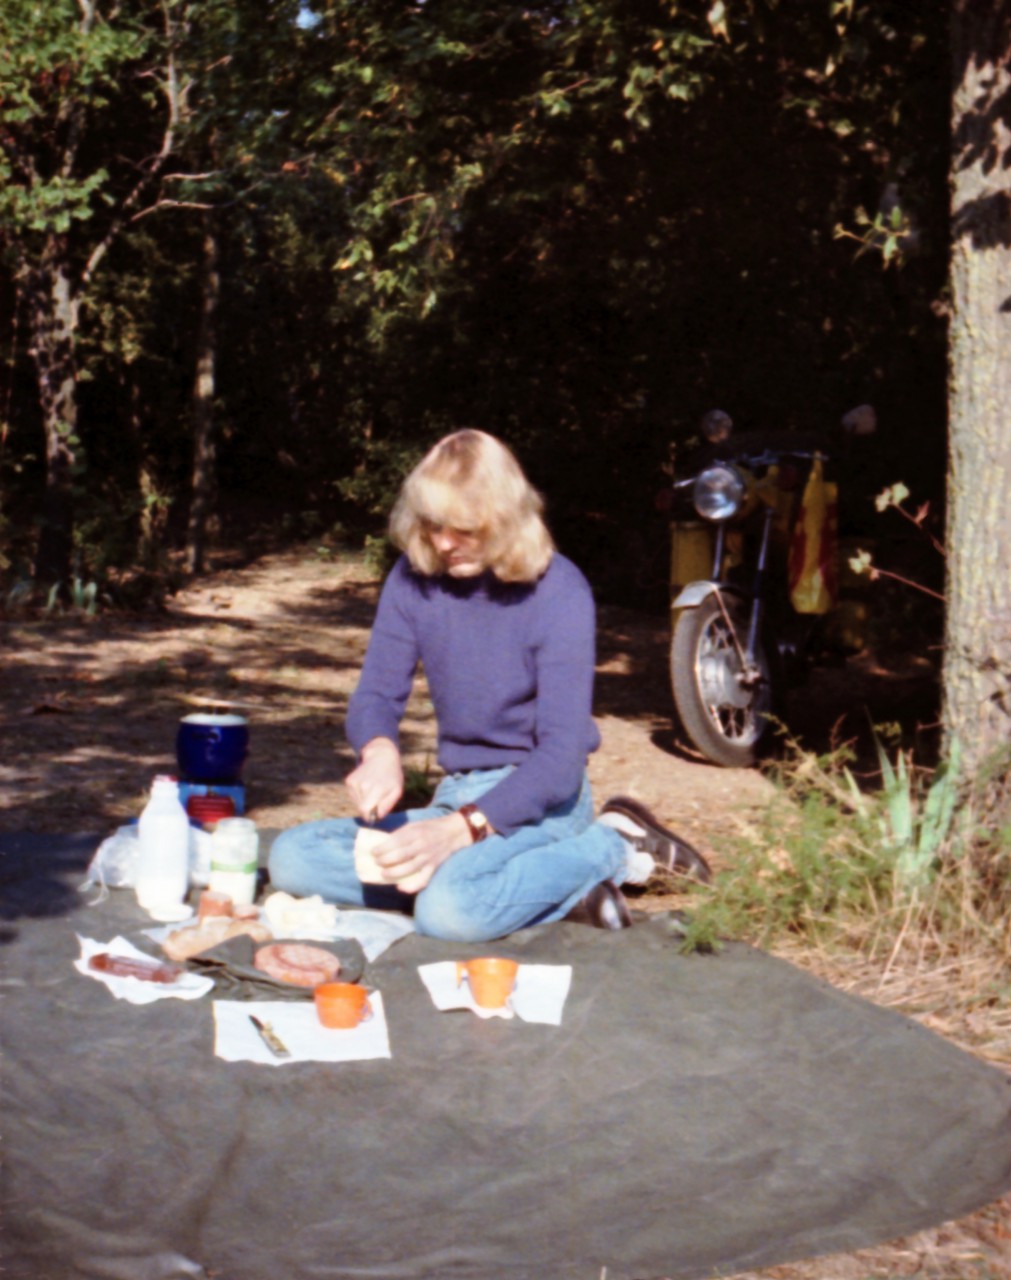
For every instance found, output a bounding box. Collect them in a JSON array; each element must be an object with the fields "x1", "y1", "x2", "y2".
[
  {"x1": 600, "y1": 796, "x2": 712, "y2": 884},
  {"x1": 566, "y1": 879, "x2": 634, "y2": 930}
]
